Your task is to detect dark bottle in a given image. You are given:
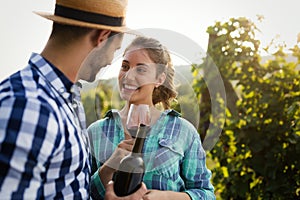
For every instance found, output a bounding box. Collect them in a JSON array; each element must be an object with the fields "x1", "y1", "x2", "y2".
[{"x1": 113, "y1": 124, "x2": 148, "y2": 196}]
